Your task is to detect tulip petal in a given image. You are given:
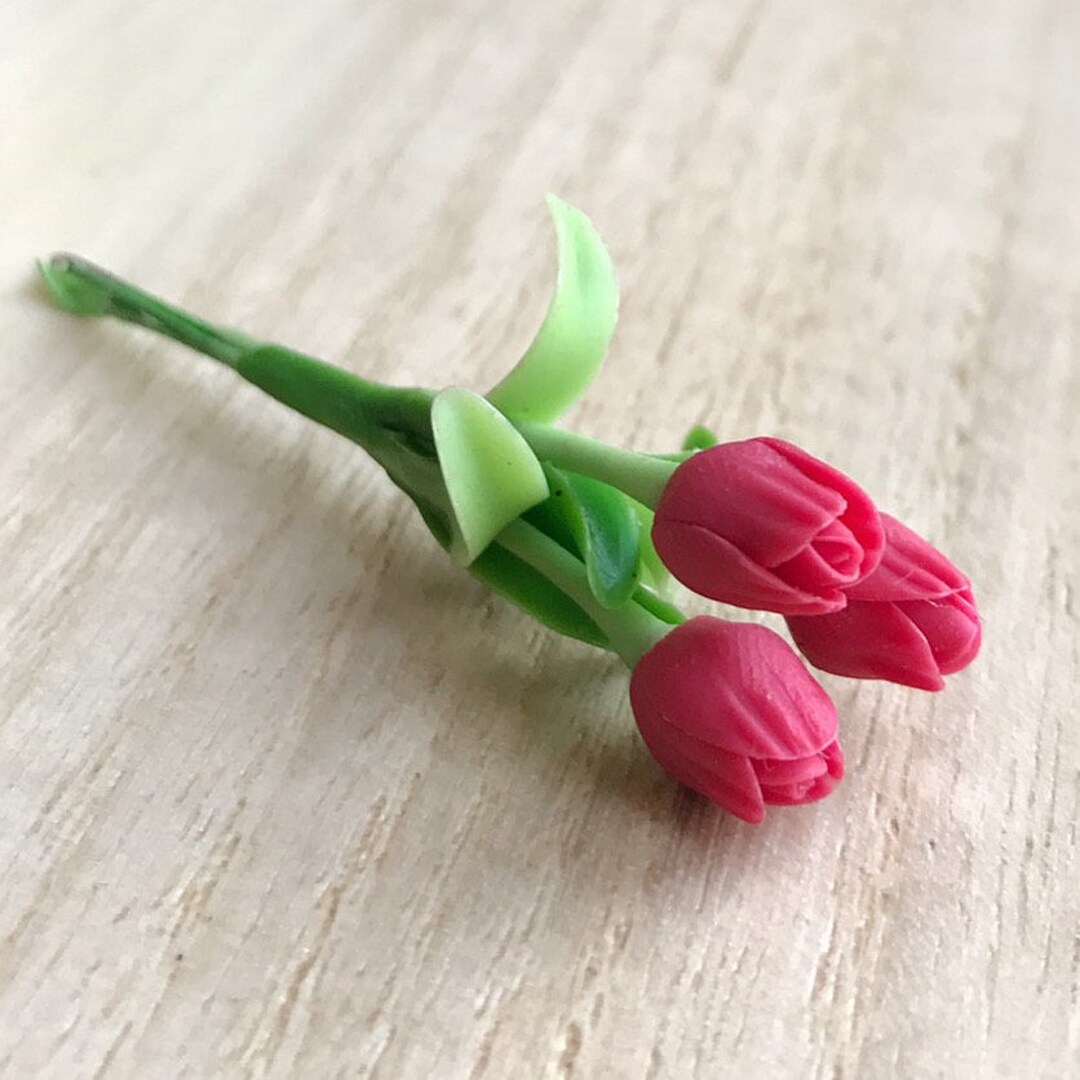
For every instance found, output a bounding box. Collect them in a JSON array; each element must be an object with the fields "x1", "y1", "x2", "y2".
[
  {"x1": 897, "y1": 595, "x2": 982, "y2": 675},
  {"x1": 683, "y1": 750, "x2": 767, "y2": 824},
  {"x1": 809, "y1": 519, "x2": 864, "y2": 578},
  {"x1": 758, "y1": 740, "x2": 844, "y2": 806},
  {"x1": 638, "y1": 720, "x2": 766, "y2": 823},
  {"x1": 651, "y1": 522, "x2": 846, "y2": 615},
  {"x1": 720, "y1": 648, "x2": 840, "y2": 758},
  {"x1": 657, "y1": 440, "x2": 847, "y2": 567},
  {"x1": 753, "y1": 754, "x2": 829, "y2": 787},
  {"x1": 631, "y1": 618, "x2": 840, "y2": 758},
  {"x1": 761, "y1": 770, "x2": 842, "y2": 806},
  {"x1": 822, "y1": 738, "x2": 845, "y2": 779},
  {"x1": 787, "y1": 602, "x2": 946, "y2": 691},
  {"x1": 759, "y1": 438, "x2": 884, "y2": 577},
  {"x1": 847, "y1": 515, "x2": 971, "y2": 603},
  {"x1": 771, "y1": 534, "x2": 859, "y2": 593}
]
